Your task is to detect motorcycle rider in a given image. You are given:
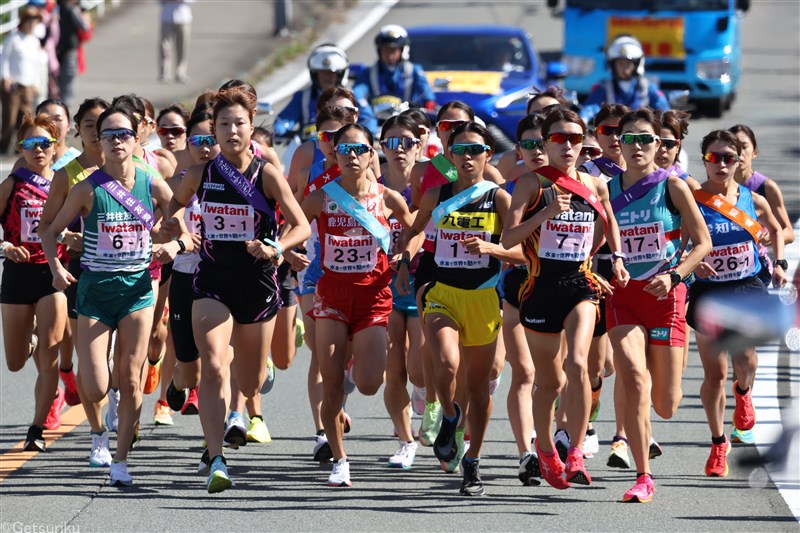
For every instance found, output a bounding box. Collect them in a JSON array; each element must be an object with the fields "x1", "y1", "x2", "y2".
[
  {"x1": 353, "y1": 25, "x2": 436, "y2": 117},
  {"x1": 581, "y1": 35, "x2": 668, "y2": 124}
]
